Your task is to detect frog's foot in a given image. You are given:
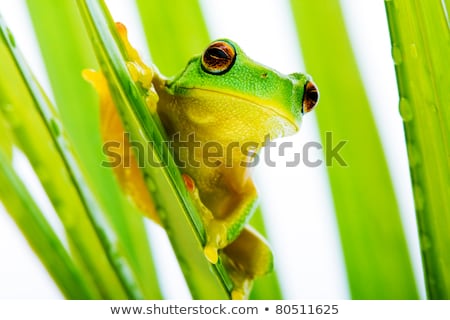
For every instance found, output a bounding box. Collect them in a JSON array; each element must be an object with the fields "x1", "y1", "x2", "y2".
[
  {"x1": 231, "y1": 279, "x2": 253, "y2": 300},
  {"x1": 115, "y1": 22, "x2": 159, "y2": 113},
  {"x1": 222, "y1": 226, "x2": 273, "y2": 299},
  {"x1": 221, "y1": 252, "x2": 254, "y2": 300},
  {"x1": 115, "y1": 22, "x2": 153, "y2": 87},
  {"x1": 204, "y1": 245, "x2": 219, "y2": 265},
  {"x1": 204, "y1": 220, "x2": 228, "y2": 264},
  {"x1": 182, "y1": 173, "x2": 196, "y2": 193}
]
